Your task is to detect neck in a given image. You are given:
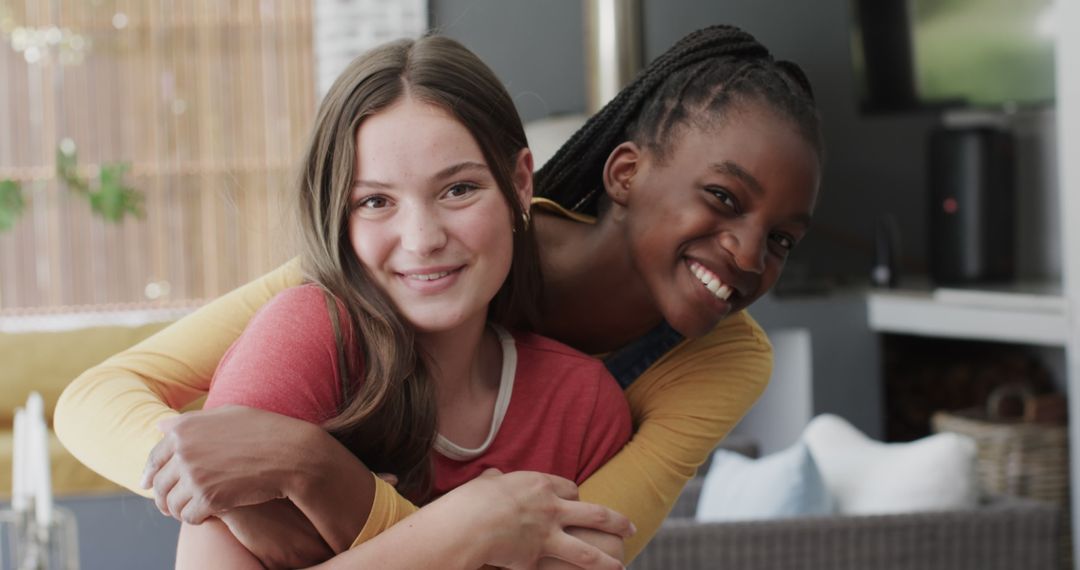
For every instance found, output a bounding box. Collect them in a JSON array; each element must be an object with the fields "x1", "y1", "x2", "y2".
[
  {"x1": 534, "y1": 209, "x2": 663, "y2": 353},
  {"x1": 417, "y1": 315, "x2": 498, "y2": 401}
]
